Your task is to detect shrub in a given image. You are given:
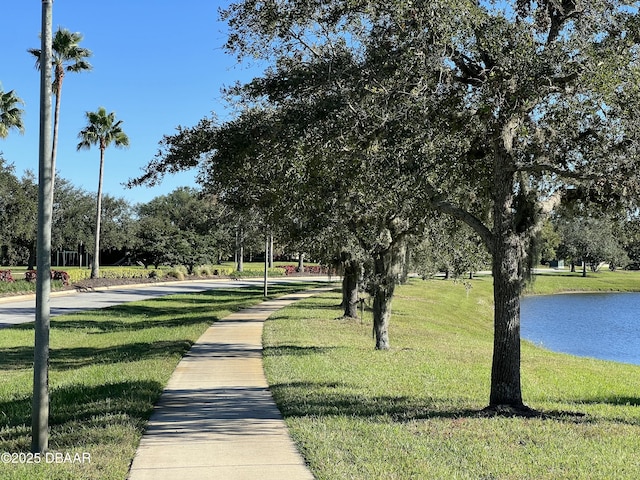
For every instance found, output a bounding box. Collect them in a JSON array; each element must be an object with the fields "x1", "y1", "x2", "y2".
[
  {"x1": 305, "y1": 265, "x2": 332, "y2": 275},
  {"x1": 101, "y1": 268, "x2": 150, "y2": 279},
  {"x1": 213, "y1": 266, "x2": 235, "y2": 276},
  {"x1": 148, "y1": 269, "x2": 164, "y2": 279},
  {"x1": 165, "y1": 266, "x2": 187, "y2": 281},
  {"x1": 24, "y1": 270, "x2": 70, "y2": 285},
  {"x1": 194, "y1": 265, "x2": 214, "y2": 277},
  {"x1": 67, "y1": 269, "x2": 91, "y2": 283},
  {"x1": 268, "y1": 267, "x2": 285, "y2": 277},
  {"x1": 279, "y1": 265, "x2": 298, "y2": 275},
  {"x1": 0, "y1": 270, "x2": 14, "y2": 282},
  {"x1": 52, "y1": 270, "x2": 70, "y2": 286}
]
